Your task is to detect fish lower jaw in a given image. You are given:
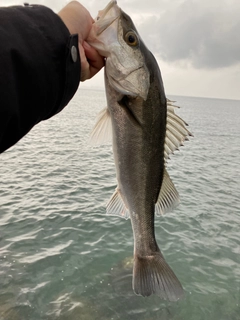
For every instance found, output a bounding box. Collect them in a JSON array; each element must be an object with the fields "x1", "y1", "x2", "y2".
[{"x1": 108, "y1": 75, "x2": 137, "y2": 98}]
